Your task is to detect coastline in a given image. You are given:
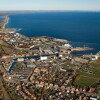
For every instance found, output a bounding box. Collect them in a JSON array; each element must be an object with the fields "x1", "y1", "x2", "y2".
[
  {"x1": 0, "y1": 15, "x2": 16, "y2": 33},
  {"x1": 0, "y1": 15, "x2": 9, "y2": 29},
  {"x1": 1, "y1": 14, "x2": 99, "y2": 55},
  {"x1": 3, "y1": 16, "x2": 9, "y2": 28},
  {"x1": 5, "y1": 13, "x2": 100, "y2": 54},
  {"x1": 0, "y1": 12, "x2": 100, "y2": 100}
]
